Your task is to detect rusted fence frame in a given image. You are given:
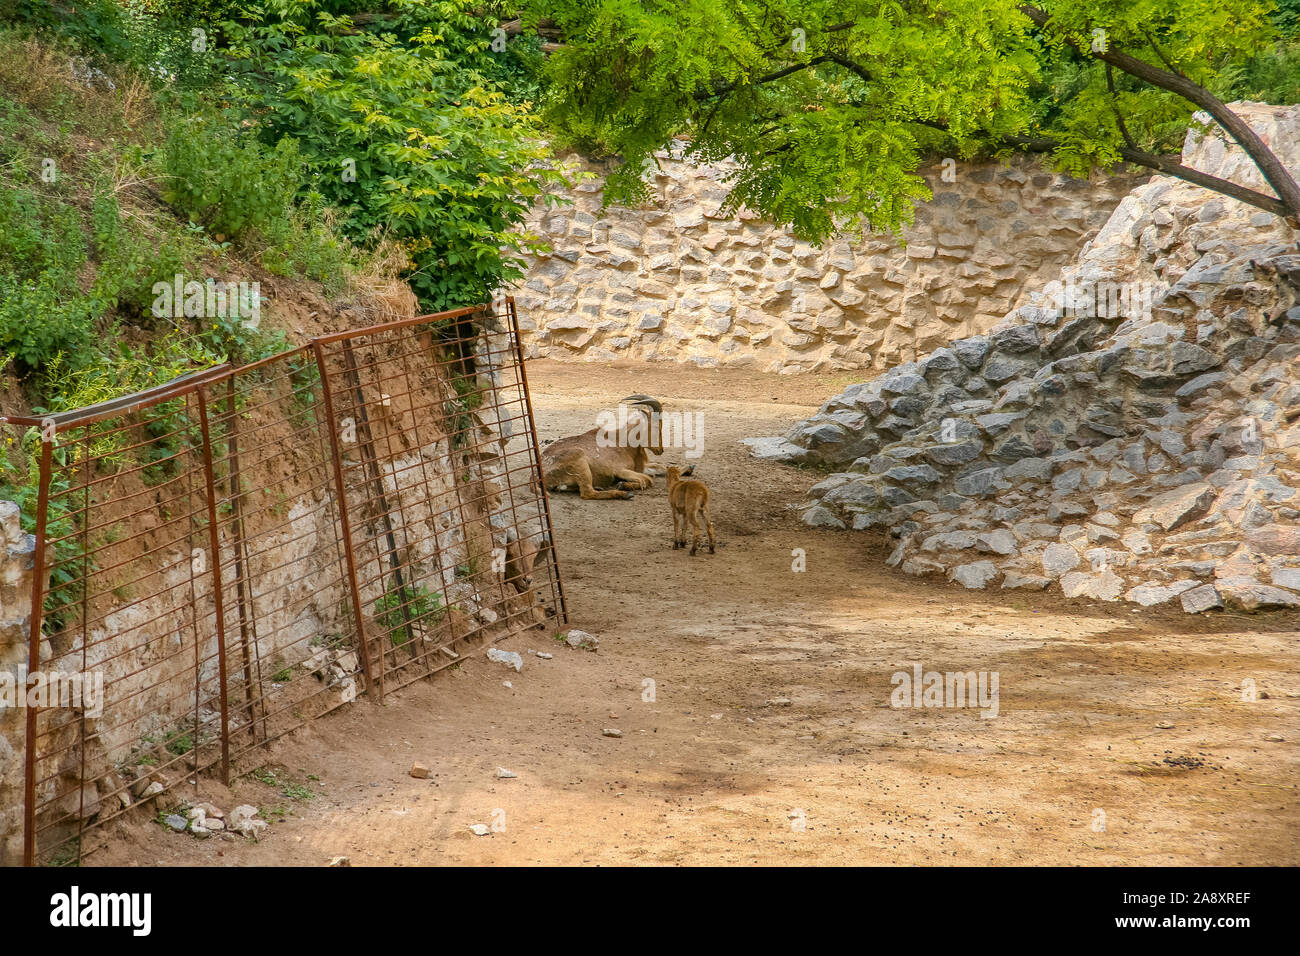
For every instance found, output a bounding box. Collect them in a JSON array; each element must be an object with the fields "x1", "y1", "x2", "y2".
[
  {"x1": 507, "y1": 299, "x2": 569, "y2": 623},
  {"x1": 10, "y1": 366, "x2": 231, "y2": 865},
  {"x1": 194, "y1": 386, "x2": 232, "y2": 785},
  {"x1": 209, "y1": 348, "x2": 371, "y2": 763},
  {"x1": 312, "y1": 339, "x2": 379, "y2": 701},
  {"x1": 10, "y1": 301, "x2": 563, "y2": 865},
  {"x1": 341, "y1": 337, "x2": 411, "y2": 692},
  {"x1": 388, "y1": 323, "x2": 457, "y2": 682},
  {"x1": 311, "y1": 300, "x2": 567, "y2": 695},
  {"x1": 21, "y1": 437, "x2": 53, "y2": 868},
  {"x1": 221, "y1": 374, "x2": 264, "y2": 743},
  {"x1": 317, "y1": 329, "x2": 450, "y2": 695}
]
